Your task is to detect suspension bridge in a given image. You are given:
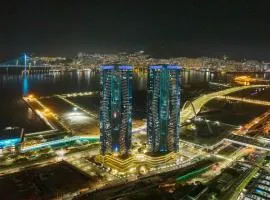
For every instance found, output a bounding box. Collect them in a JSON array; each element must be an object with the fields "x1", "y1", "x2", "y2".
[{"x1": 0, "y1": 54, "x2": 53, "y2": 72}]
